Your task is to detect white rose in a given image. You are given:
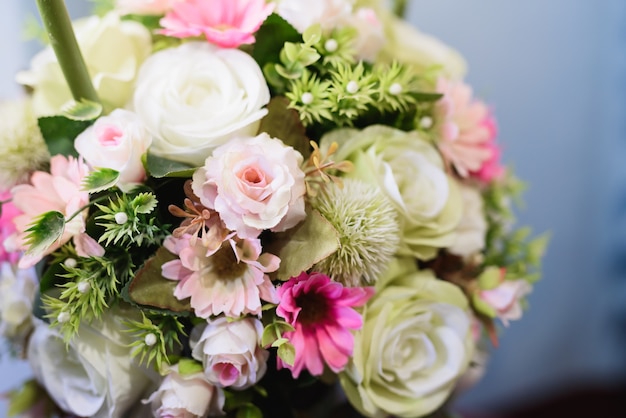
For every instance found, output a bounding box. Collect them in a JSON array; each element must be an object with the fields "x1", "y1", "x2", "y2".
[
  {"x1": 74, "y1": 109, "x2": 152, "y2": 190},
  {"x1": 378, "y1": 12, "x2": 467, "y2": 80},
  {"x1": 27, "y1": 309, "x2": 158, "y2": 418},
  {"x1": 448, "y1": 183, "x2": 487, "y2": 257},
  {"x1": 340, "y1": 258, "x2": 474, "y2": 418},
  {"x1": 277, "y1": 0, "x2": 354, "y2": 32},
  {"x1": 191, "y1": 317, "x2": 268, "y2": 389},
  {"x1": 345, "y1": 8, "x2": 385, "y2": 62},
  {"x1": 145, "y1": 364, "x2": 225, "y2": 418},
  {"x1": 16, "y1": 13, "x2": 152, "y2": 116},
  {"x1": 0, "y1": 263, "x2": 37, "y2": 339},
  {"x1": 134, "y1": 42, "x2": 270, "y2": 166}
]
